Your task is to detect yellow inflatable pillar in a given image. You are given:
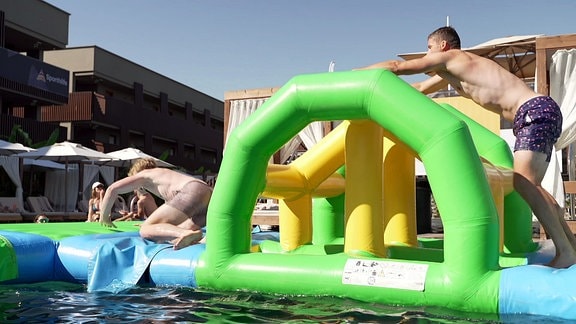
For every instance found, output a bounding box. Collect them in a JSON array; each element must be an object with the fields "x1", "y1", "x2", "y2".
[
  {"x1": 344, "y1": 120, "x2": 385, "y2": 256},
  {"x1": 264, "y1": 123, "x2": 349, "y2": 251},
  {"x1": 382, "y1": 133, "x2": 418, "y2": 246},
  {"x1": 279, "y1": 196, "x2": 312, "y2": 251},
  {"x1": 483, "y1": 162, "x2": 514, "y2": 252}
]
